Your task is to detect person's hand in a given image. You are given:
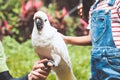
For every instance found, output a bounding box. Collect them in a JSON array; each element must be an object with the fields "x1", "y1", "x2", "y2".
[
  {"x1": 28, "y1": 59, "x2": 53, "y2": 80},
  {"x1": 77, "y1": 3, "x2": 83, "y2": 17},
  {"x1": 58, "y1": 33, "x2": 69, "y2": 43},
  {"x1": 0, "y1": 41, "x2": 9, "y2": 72}
]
